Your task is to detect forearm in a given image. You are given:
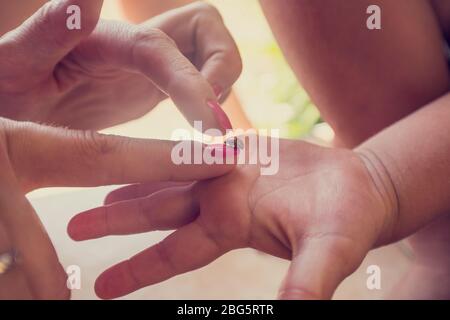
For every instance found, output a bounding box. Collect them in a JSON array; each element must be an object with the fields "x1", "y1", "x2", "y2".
[
  {"x1": 261, "y1": 0, "x2": 449, "y2": 147},
  {"x1": 356, "y1": 93, "x2": 450, "y2": 242}
]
